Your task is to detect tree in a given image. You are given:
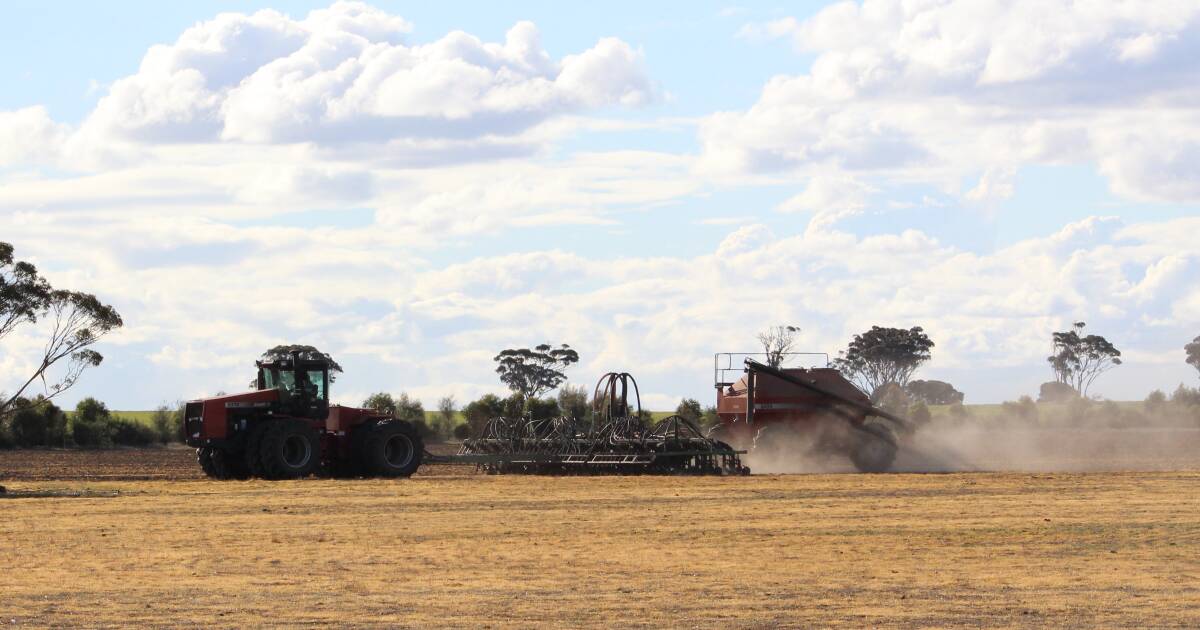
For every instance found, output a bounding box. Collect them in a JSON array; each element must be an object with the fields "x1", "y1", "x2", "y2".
[
  {"x1": 524, "y1": 397, "x2": 561, "y2": 420},
  {"x1": 757, "y1": 325, "x2": 800, "y2": 368},
  {"x1": 493, "y1": 343, "x2": 579, "y2": 399},
  {"x1": 1038, "y1": 381, "x2": 1077, "y2": 403},
  {"x1": 904, "y1": 380, "x2": 964, "y2": 405},
  {"x1": 362, "y1": 392, "x2": 397, "y2": 415},
  {"x1": 394, "y1": 393, "x2": 425, "y2": 422},
  {"x1": 1187, "y1": 336, "x2": 1200, "y2": 380},
  {"x1": 72, "y1": 397, "x2": 112, "y2": 447},
  {"x1": 436, "y1": 395, "x2": 457, "y2": 439},
  {"x1": 259, "y1": 344, "x2": 343, "y2": 381},
  {"x1": 833, "y1": 326, "x2": 934, "y2": 399},
  {"x1": 557, "y1": 384, "x2": 589, "y2": 421},
  {"x1": 151, "y1": 403, "x2": 184, "y2": 444},
  {"x1": 675, "y1": 398, "x2": 703, "y2": 422},
  {"x1": 463, "y1": 393, "x2": 507, "y2": 435},
  {"x1": 1047, "y1": 322, "x2": 1121, "y2": 397},
  {"x1": 0, "y1": 242, "x2": 123, "y2": 420}
]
